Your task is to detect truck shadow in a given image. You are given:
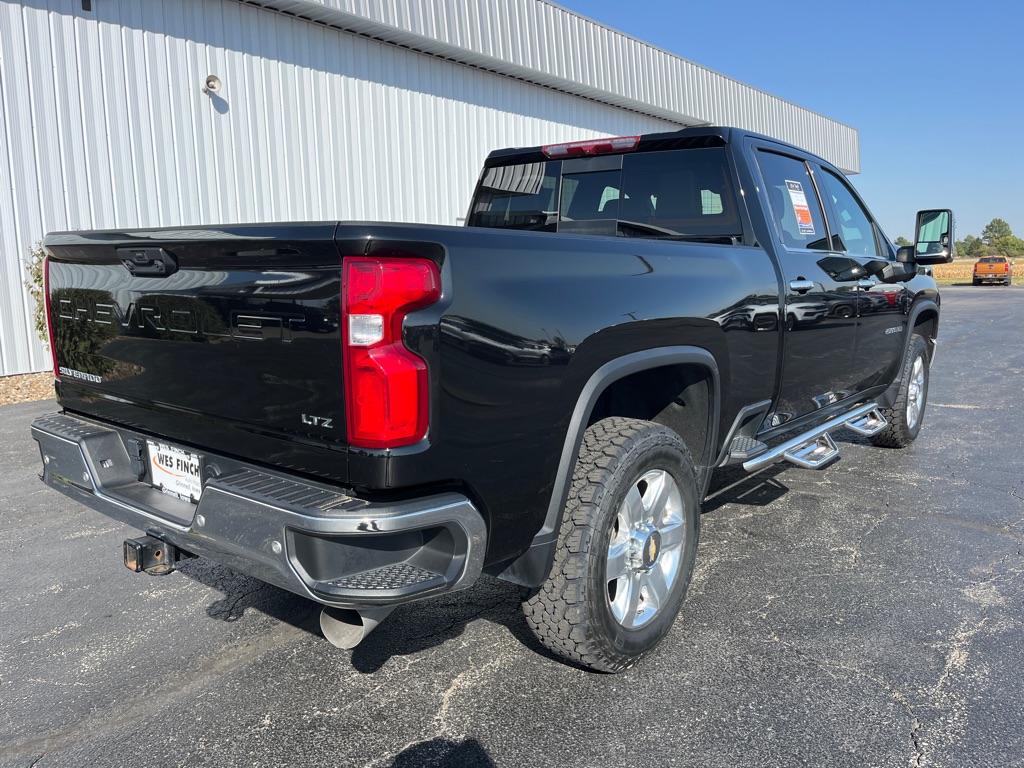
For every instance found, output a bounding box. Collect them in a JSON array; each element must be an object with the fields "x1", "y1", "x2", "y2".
[
  {"x1": 388, "y1": 737, "x2": 496, "y2": 767},
  {"x1": 175, "y1": 556, "x2": 549, "y2": 671},
  {"x1": 174, "y1": 462, "x2": 812, "y2": 672},
  {"x1": 349, "y1": 578, "x2": 547, "y2": 673},
  {"x1": 703, "y1": 464, "x2": 792, "y2": 514},
  {"x1": 176, "y1": 558, "x2": 324, "y2": 636}
]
